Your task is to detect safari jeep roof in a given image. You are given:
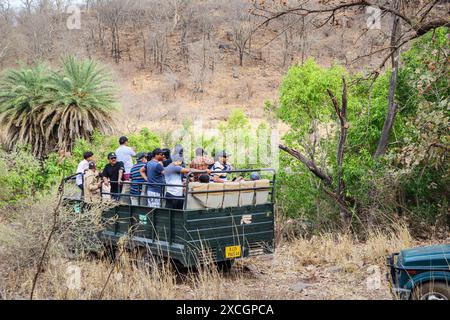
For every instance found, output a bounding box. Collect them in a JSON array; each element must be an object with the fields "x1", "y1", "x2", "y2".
[{"x1": 398, "y1": 244, "x2": 450, "y2": 269}]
